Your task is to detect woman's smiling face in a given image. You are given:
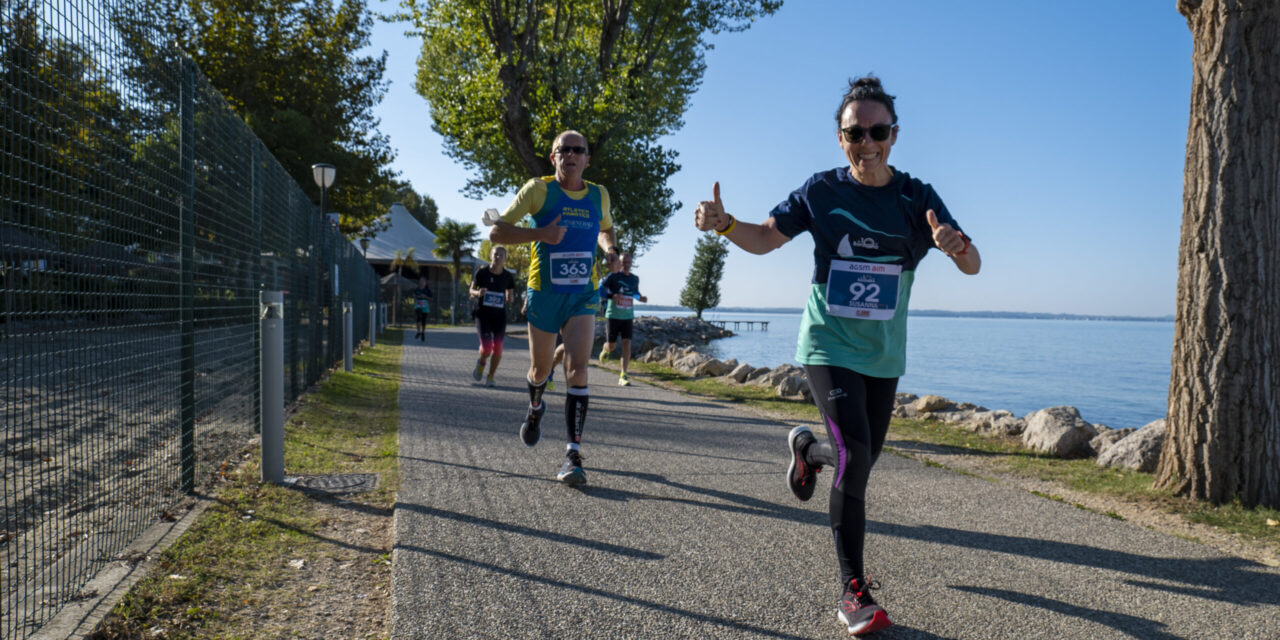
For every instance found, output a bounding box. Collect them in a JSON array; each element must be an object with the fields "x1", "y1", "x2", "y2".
[{"x1": 838, "y1": 100, "x2": 898, "y2": 186}]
